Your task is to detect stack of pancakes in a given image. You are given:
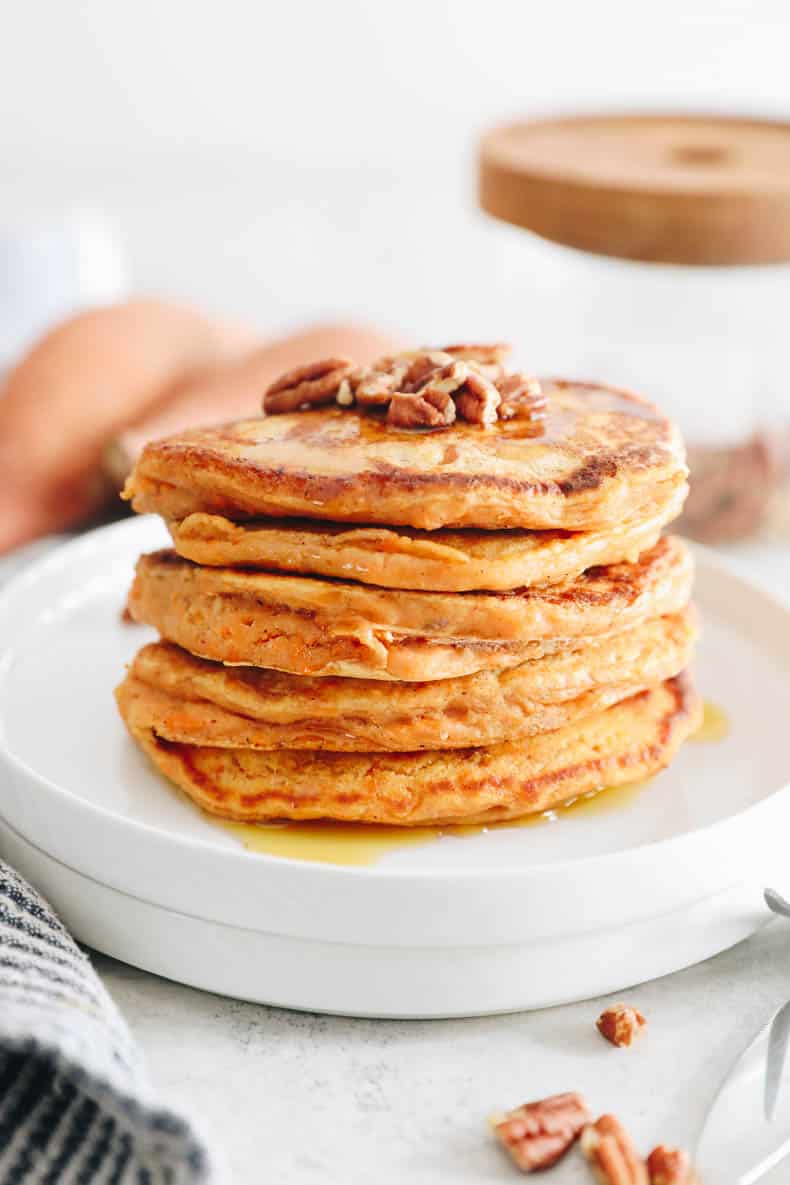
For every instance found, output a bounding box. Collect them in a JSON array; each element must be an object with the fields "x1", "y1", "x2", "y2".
[{"x1": 117, "y1": 361, "x2": 700, "y2": 828}]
